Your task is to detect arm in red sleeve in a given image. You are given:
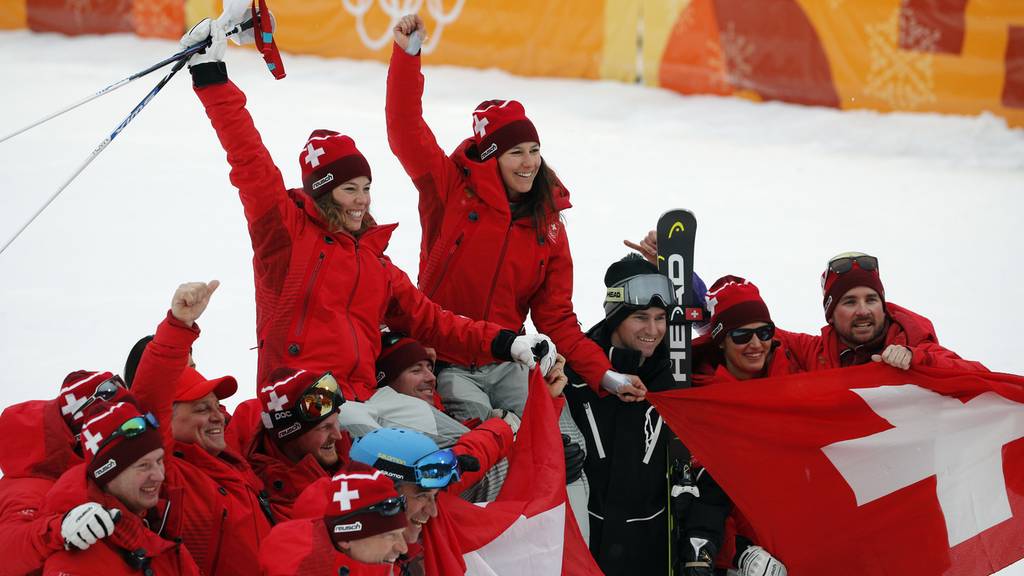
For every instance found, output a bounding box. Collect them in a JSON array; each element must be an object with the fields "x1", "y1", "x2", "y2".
[
  {"x1": 449, "y1": 418, "x2": 513, "y2": 493},
  {"x1": 0, "y1": 481, "x2": 64, "y2": 576},
  {"x1": 909, "y1": 342, "x2": 989, "y2": 372},
  {"x1": 528, "y1": 225, "x2": 612, "y2": 391},
  {"x1": 131, "y1": 312, "x2": 200, "y2": 450},
  {"x1": 383, "y1": 263, "x2": 501, "y2": 365}
]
